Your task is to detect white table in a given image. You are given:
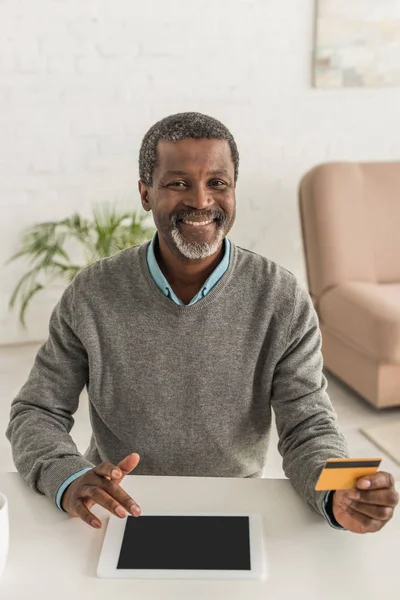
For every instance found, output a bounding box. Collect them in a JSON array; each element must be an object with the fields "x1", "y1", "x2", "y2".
[{"x1": 0, "y1": 472, "x2": 399, "y2": 599}]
